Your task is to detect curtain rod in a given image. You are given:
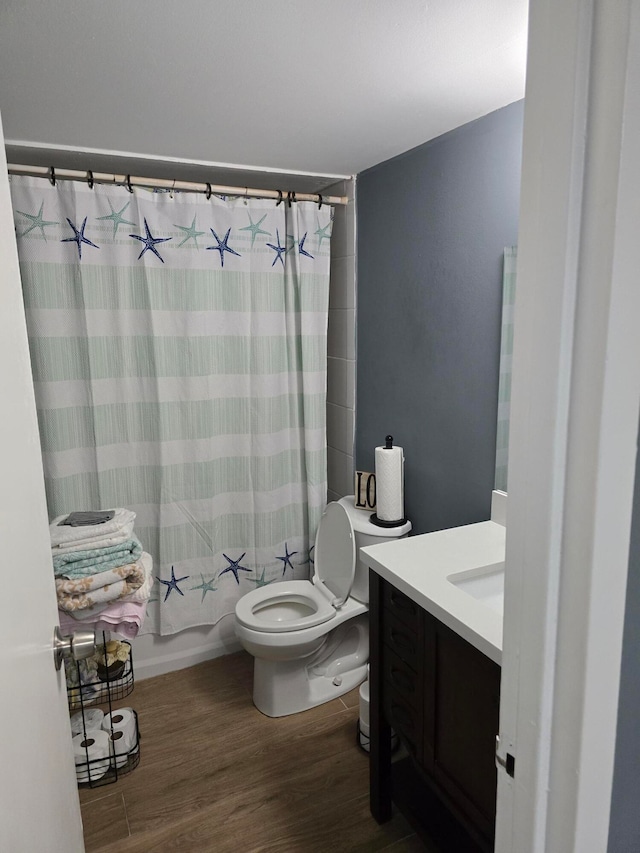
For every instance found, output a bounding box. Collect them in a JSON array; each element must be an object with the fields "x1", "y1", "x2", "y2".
[{"x1": 7, "y1": 164, "x2": 348, "y2": 206}]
